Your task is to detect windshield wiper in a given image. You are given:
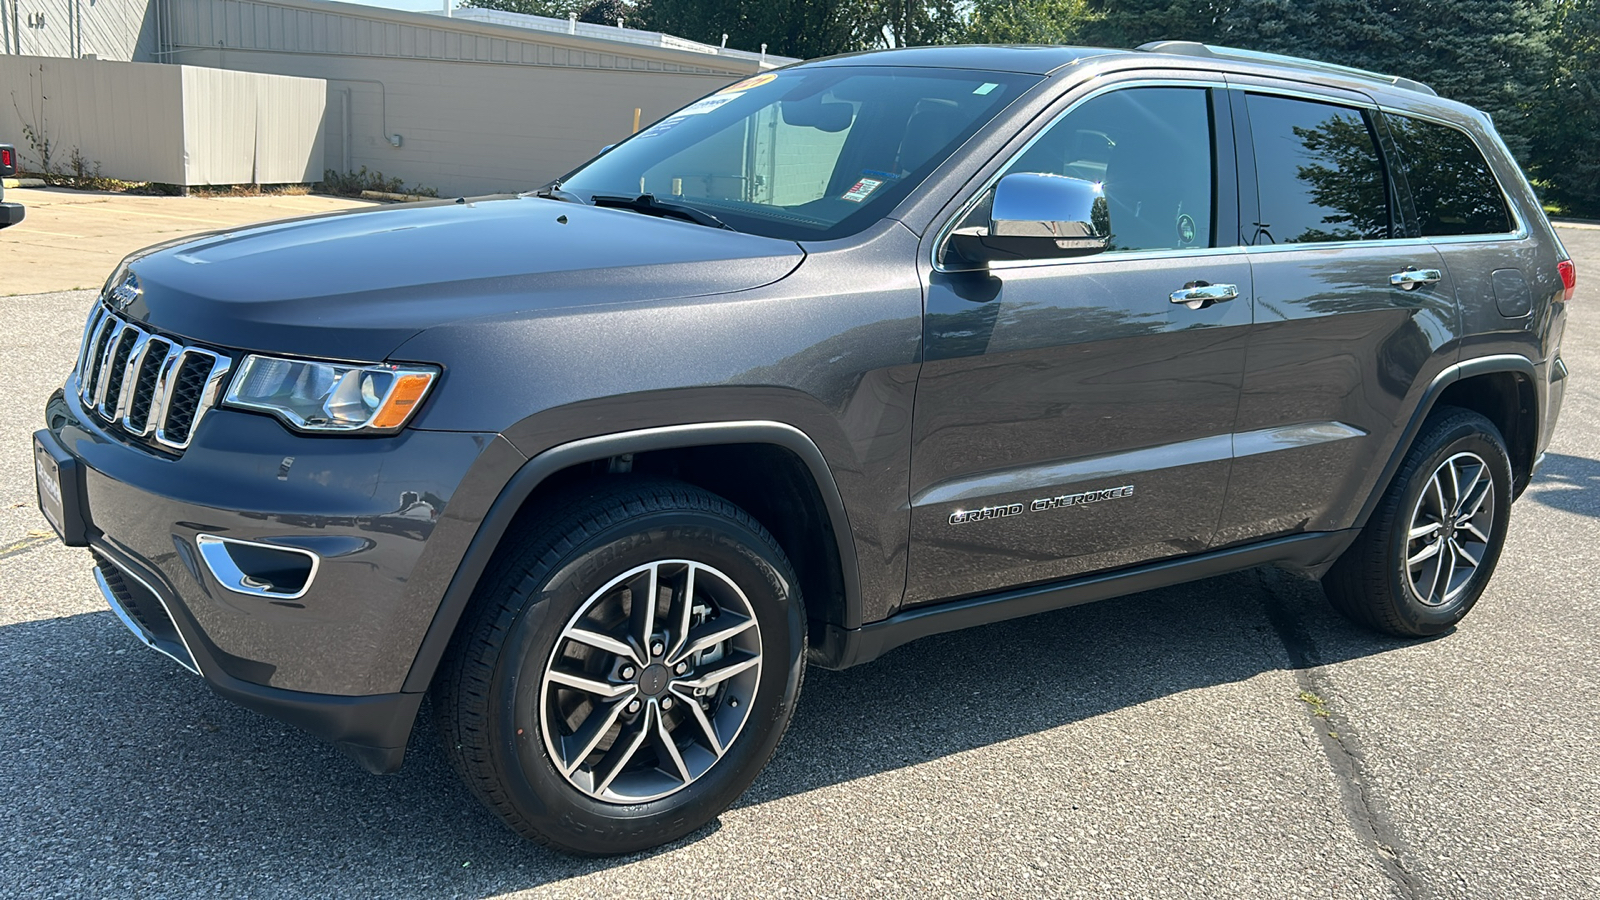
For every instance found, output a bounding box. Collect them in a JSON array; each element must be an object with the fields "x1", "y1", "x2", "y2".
[
  {"x1": 589, "y1": 194, "x2": 734, "y2": 231},
  {"x1": 532, "y1": 183, "x2": 584, "y2": 204}
]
